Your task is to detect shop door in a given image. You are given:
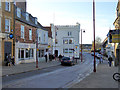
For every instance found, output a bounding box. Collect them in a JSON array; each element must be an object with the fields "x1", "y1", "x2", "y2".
[{"x1": 4, "y1": 42, "x2": 12, "y2": 60}]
